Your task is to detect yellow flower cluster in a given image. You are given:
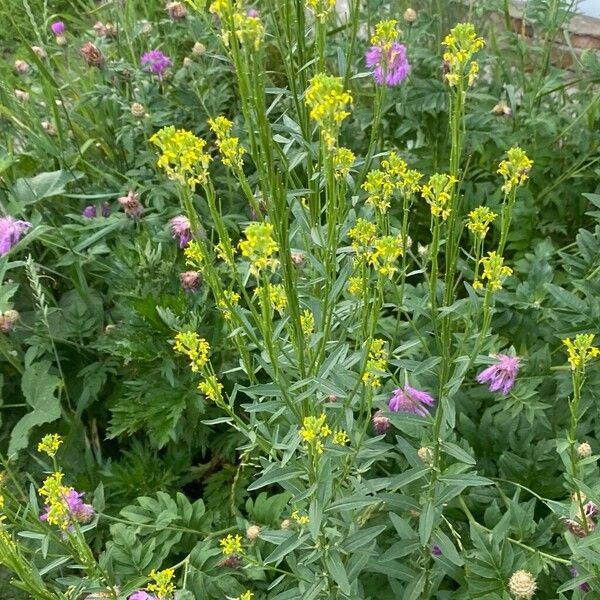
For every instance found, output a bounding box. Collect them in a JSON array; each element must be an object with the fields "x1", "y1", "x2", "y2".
[
  {"x1": 300, "y1": 413, "x2": 332, "y2": 454},
  {"x1": 498, "y1": 146, "x2": 533, "y2": 195},
  {"x1": 37, "y1": 433, "x2": 62, "y2": 458},
  {"x1": 147, "y1": 568, "x2": 176, "y2": 599},
  {"x1": 467, "y1": 206, "x2": 497, "y2": 239},
  {"x1": 305, "y1": 74, "x2": 352, "y2": 149},
  {"x1": 150, "y1": 126, "x2": 212, "y2": 189},
  {"x1": 220, "y1": 533, "x2": 243, "y2": 555},
  {"x1": 209, "y1": 0, "x2": 230, "y2": 17},
  {"x1": 442, "y1": 22, "x2": 485, "y2": 87},
  {"x1": 363, "y1": 338, "x2": 388, "y2": 388},
  {"x1": 333, "y1": 147, "x2": 356, "y2": 178},
  {"x1": 38, "y1": 472, "x2": 71, "y2": 529},
  {"x1": 235, "y1": 592, "x2": 254, "y2": 600},
  {"x1": 301, "y1": 309, "x2": 315, "y2": 336},
  {"x1": 368, "y1": 235, "x2": 405, "y2": 278},
  {"x1": 348, "y1": 219, "x2": 377, "y2": 256},
  {"x1": 333, "y1": 430, "x2": 350, "y2": 445},
  {"x1": 473, "y1": 251, "x2": 512, "y2": 290},
  {"x1": 233, "y1": 10, "x2": 264, "y2": 50},
  {"x1": 184, "y1": 240, "x2": 205, "y2": 268},
  {"x1": 198, "y1": 375, "x2": 224, "y2": 403},
  {"x1": 421, "y1": 173, "x2": 458, "y2": 221},
  {"x1": 173, "y1": 331, "x2": 210, "y2": 372},
  {"x1": 363, "y1": 152, "x2": 422, "y2": 213},
  {"x1": 239, "y1": 222, "x2": 279, "y2": 274},
  {"x1": 208, "y1": 116, "x2": 246, "y2": 170},
  {"x1": 371, "y1": 19, "x2": 400, "y2": 51},
  {"x1": 217, "y1": 290, "x2": 240, "y2": 321},
  {"x1": 306, "y1": 0, "x2": 336, "y2": 22},
  {"x1": 563, "y1": 334, "x2": 599, "y2": 370},
  {"x1": 257, "y1": 283, "x2": 287, "y2": 315},
  {"x1": 291, "y1": 509, "x2": 310, "y2": 525}
]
